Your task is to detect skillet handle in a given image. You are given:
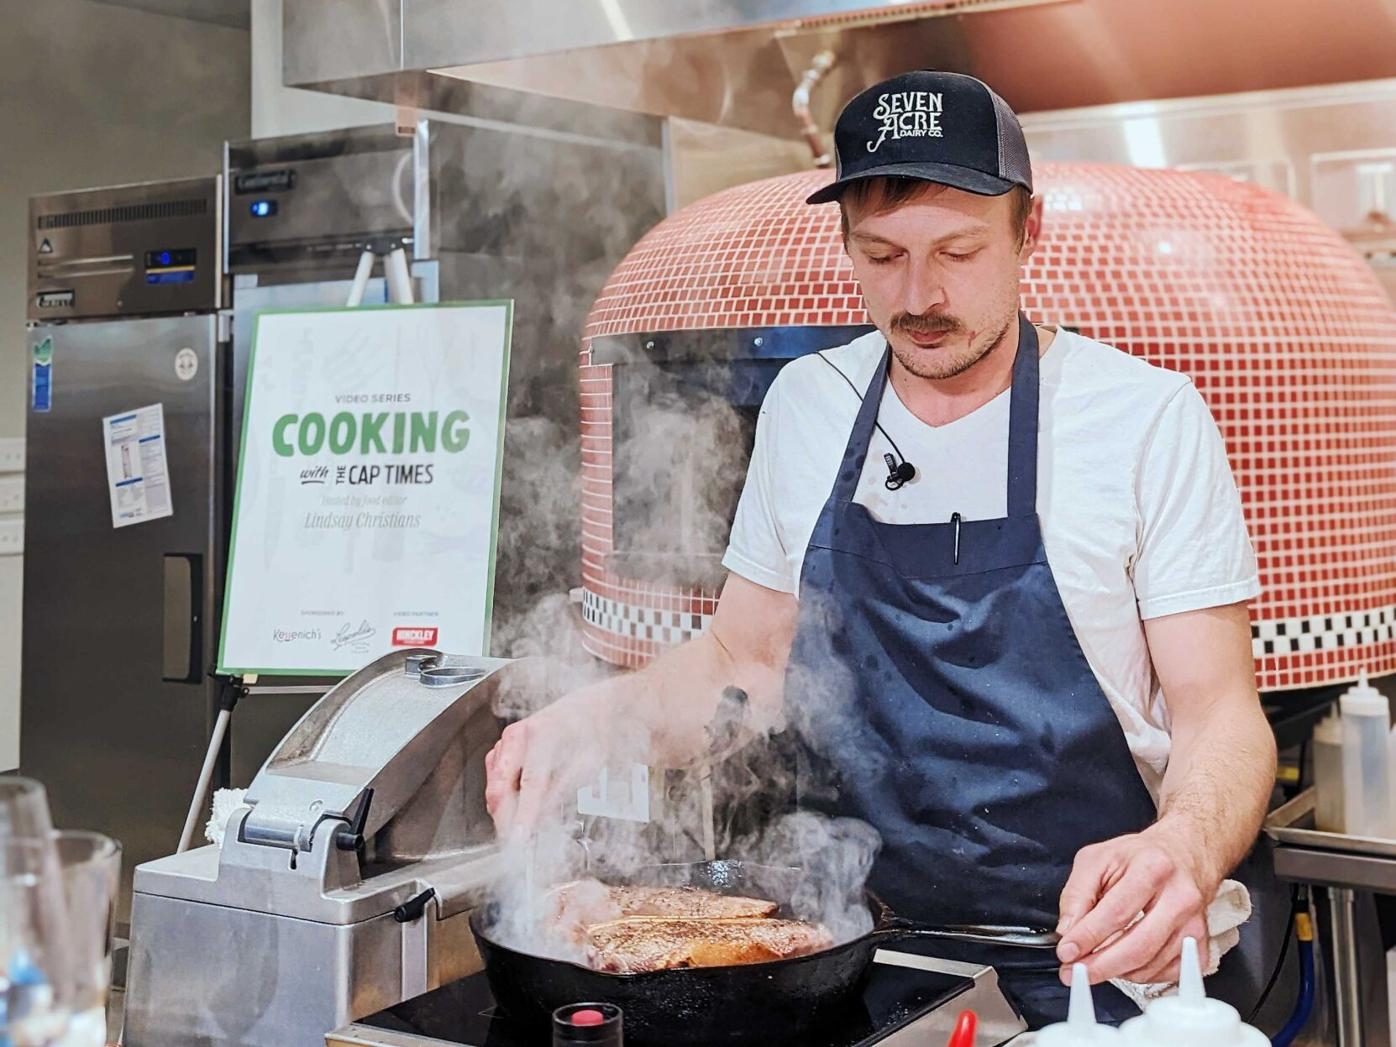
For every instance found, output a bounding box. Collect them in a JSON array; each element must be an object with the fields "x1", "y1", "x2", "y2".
[{"x1": 873, "y1": 919, "x2": 1061, "y2": 950}]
